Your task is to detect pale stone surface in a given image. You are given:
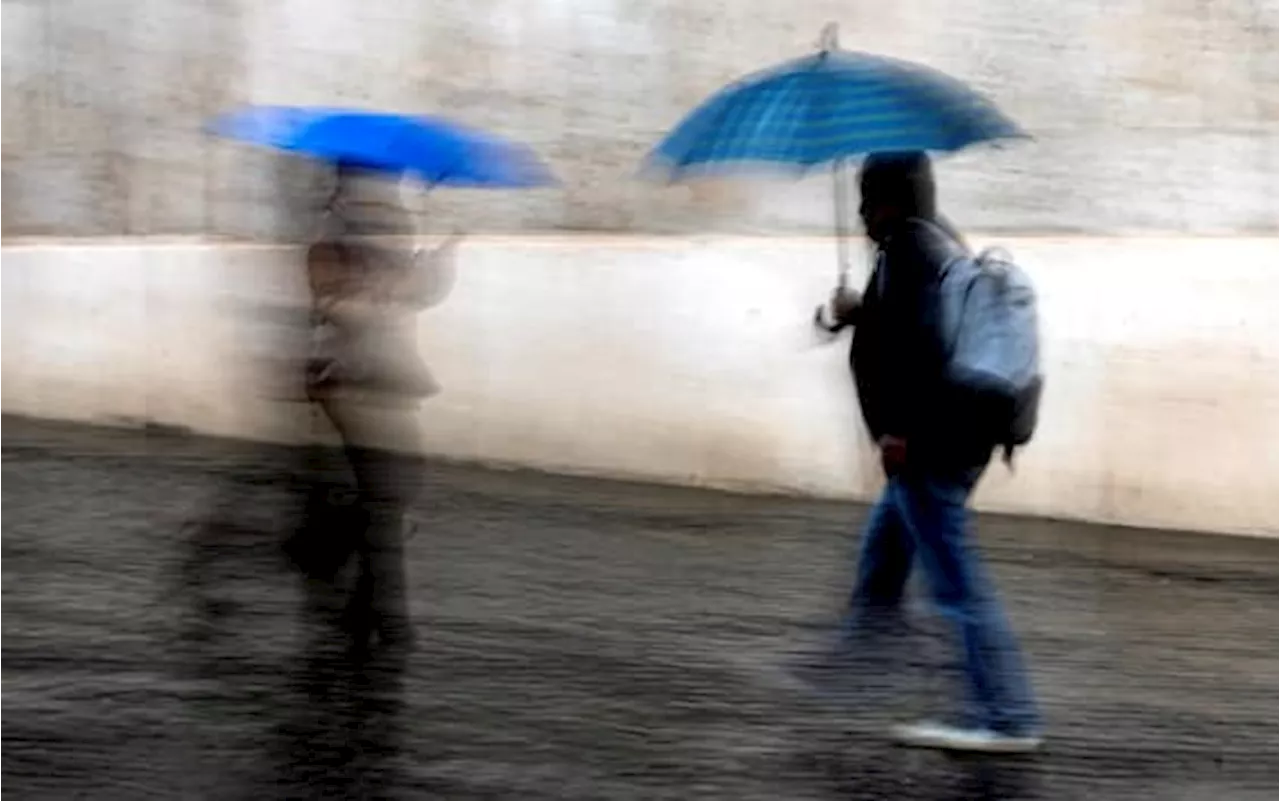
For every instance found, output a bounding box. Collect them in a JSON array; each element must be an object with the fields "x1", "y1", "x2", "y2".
[
  {"x1": 3, "y1": 237, "x2": 1276, "y2": 535},
  {"x1": 2, "y1": 0, "x2": 1276, "y2": 236}
]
